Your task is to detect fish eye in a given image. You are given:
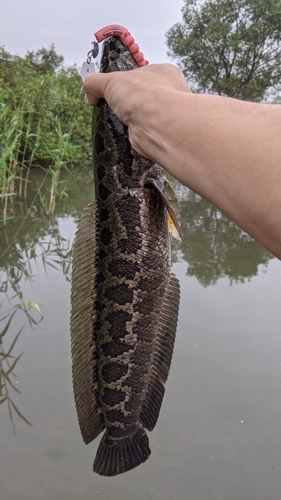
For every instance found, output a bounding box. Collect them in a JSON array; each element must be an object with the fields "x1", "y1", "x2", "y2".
[{"x1": 109, "y1": 50, "x2": 119, "y2": 61}]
